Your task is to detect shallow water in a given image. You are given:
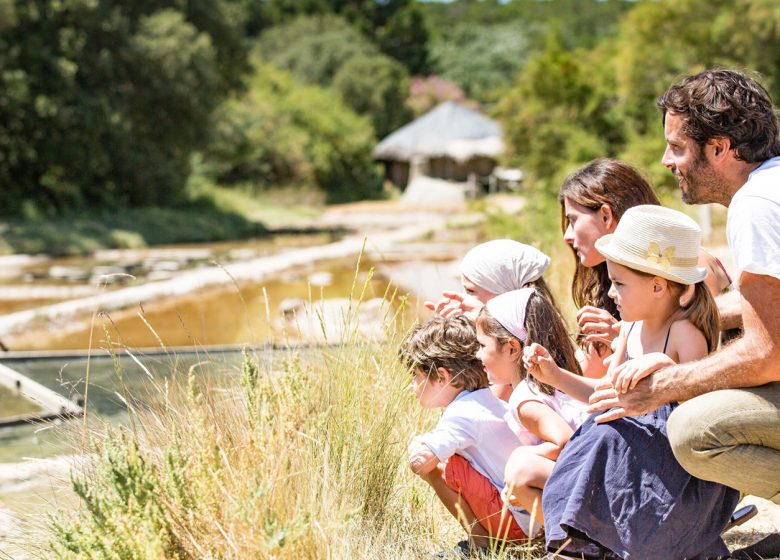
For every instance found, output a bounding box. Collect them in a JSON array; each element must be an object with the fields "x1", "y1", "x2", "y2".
[{"x1": 0, "y1": 350, "x2": 254, "y2": 462}]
